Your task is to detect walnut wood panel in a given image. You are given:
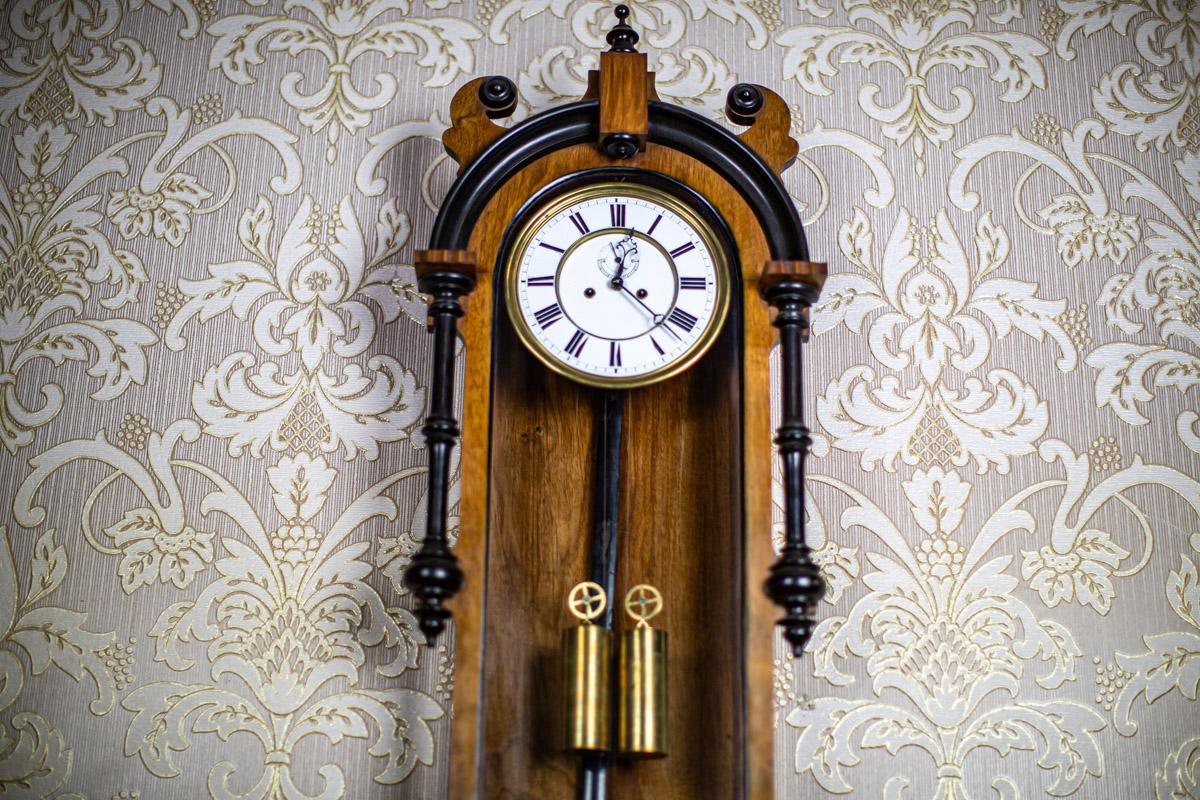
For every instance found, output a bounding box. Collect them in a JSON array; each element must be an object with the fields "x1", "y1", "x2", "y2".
[
  {"x1": 599, "y1": 51, "x2": 649, "y2": 146},
  {"x1": 610, "y1": 319, "x2": 742, "y2": 798},
  {"x1": 451, "y1": 141, "x2": 778, "y2": 800},
  {"x1": 482, "y1": 320, "x2": 598, "y2": 797},
  {"x1": 449, "y1": 260, "x2": 493, "y2": 799},
  {"x1": 442, "y1": 78, "x2": 509, "y2": 171},
  {"x1": 733, "y1": 87, "x2": 798, "y2": 176}
]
